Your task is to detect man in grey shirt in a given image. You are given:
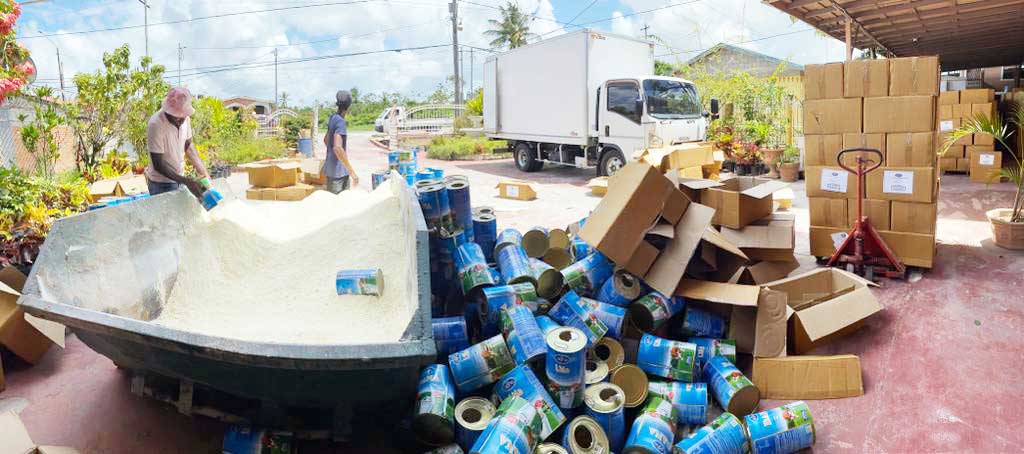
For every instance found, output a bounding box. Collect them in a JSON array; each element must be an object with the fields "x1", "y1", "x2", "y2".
[{"x1": 322, "y1": 90, "x2": 358, "y2": 193}]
